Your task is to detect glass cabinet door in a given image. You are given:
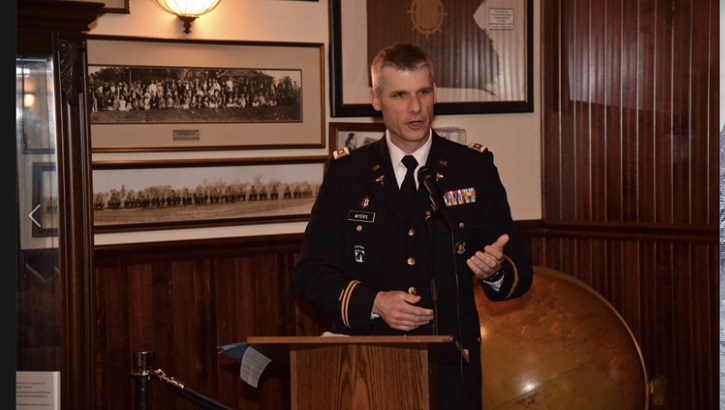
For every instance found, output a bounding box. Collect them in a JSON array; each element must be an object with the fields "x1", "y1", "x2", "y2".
[
  {"x1": 16, "y1": 55, "x2": 62, "y2": 408},
  {"x1": 16, "y1": 3, "x2": 102, "y2": 408}
]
